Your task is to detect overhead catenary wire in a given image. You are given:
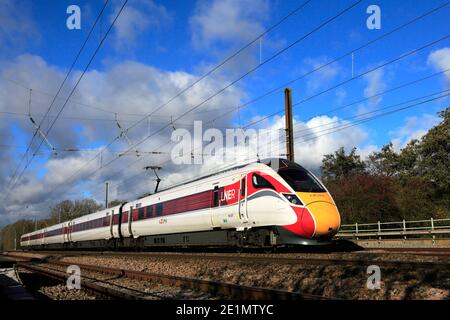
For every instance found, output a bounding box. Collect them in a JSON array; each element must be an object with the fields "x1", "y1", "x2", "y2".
[
  {"x1": 97, "y1": 2, "x2": 450, "y2": 192},
  {"x1": 96, "y1": 73, "x2": 450, "y2": 200},
  {"x1": 5, "y1": 0, "x2": 129, "y2": 198},
  {"x1": 52, "y1": 30, "x2": 450, "y2": 202},
  {"x1": 3, "y1": 0, "x2": 447, "y2": 127},
  {"x1": 89, "y1": 2, "x2": 450, "y2": 188},
  {"x1": 258, "y1": 89, "x2": 450, "y2": 158},
  {"x1": 222, "y1": 94, "x2": 450, "y2": 174},
  {"x1": 4, "y1": 0, "x2": 111, "y2": 192},
  {"x1": 0, "y1": 79, "x2": 238, "y2": 118},
  {"x1": 203, "y1": 1, "x2": 450, "y2": 126},
  {"x1": 107, "y1": 90, "x2": 449, "y2": 200},
  {"x1": 243, "y1": 33, "x2": 450, "y2": 129},
  {"x1": 184, "y1": 89, "x2": 450, "y2": 171},
  {"x1": 266, "y1": 91, "x2": 450, "y2": 159},
  {"x1": 18, "y1": 0, "x2": 450, "y2": 205},
  {"x1": 12, "y1": 0, "x2": 325, "y2": 202},
  {"x1": 111, "y1": 35, "x2": 450, "y2": 190},
  {"x1": 4, "y1": 0, "x2": 446, "y2": 137},
  {"x1": 59, "y1": 0, "x2": 364, "y2": 192},
  {"x1": 159, "y1": 70, "x2": 450, "y2": 168},
  {"x1": 37, "y1": 0, "x2": 362, "y2": 202},
  {"x1": 0, "y1": 111, "x2": 249, "y2": 130}
]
